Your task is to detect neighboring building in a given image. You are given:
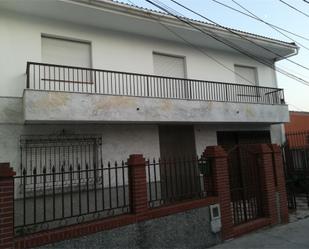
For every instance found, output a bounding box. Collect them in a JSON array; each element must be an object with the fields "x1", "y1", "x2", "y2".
[
  {"x1": 285, "y1": 111, "x2": 309, "y2": 147},
  {"x1": 285, "y1": 111, "x2": 309, "y2": 133},
  {"x1": 0, "y1": 0, "x2": 296, "y2": 176}
]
